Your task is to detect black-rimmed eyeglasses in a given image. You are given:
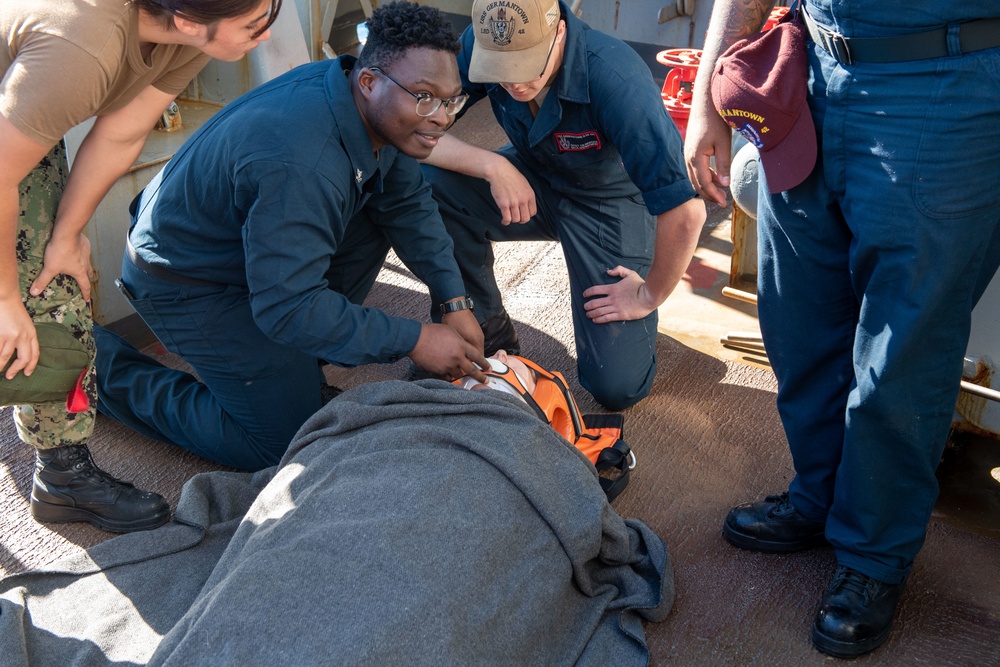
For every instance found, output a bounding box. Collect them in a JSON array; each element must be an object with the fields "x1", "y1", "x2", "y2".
[{"x1": 369, "y1": 67, "x2": 470, "y2": 117}]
